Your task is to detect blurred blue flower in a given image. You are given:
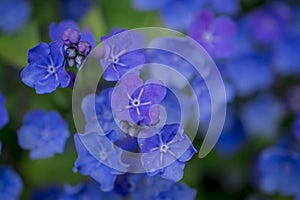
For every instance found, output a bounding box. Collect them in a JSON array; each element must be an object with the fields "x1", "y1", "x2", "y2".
[
  {"x1": 0, "y1": 92, "x2": 9, "y2": 129},
  {"x1": 32, "y1": 185, "x2": 62, "y2": 200},
  {"x1": 59, "y1": 181, "x2": 121, "y2": 200},
  {"x1": 293, "y1": 115, "x2": 300, "y2": 140},
  {"x1": 0, "y1": 166, "x2": 23, "y2": 200},
  {"x1": 61, "y1": 0, "x2": 94, "y2": 21},
  {"x1": 0, "y1": 0, "x2": 31, "y2": 34},
  {"x1": 50, "y1": 20, "x2": 96, "y2": 68},
  {"x1": 21, "y1": 42, "x2": 70, "y2": 94},
  {"x1": 129, "y1": 174, "x2": 196, "y2": 200},
  {"x1": 209, "y1": 0, "x2": 240, "y2": 15},
  {"x1": 257, "y1": 148, "x2": 300, "y2": 197},
  {"x1": 272, "y1": 33, "x2": 300, "y2": 75},
  {"x1": 215, "y1": 108, "x2": 247, "y2": 157},
  {"x1": 73, "y1": 132, "x2": 128, "y2": 191},
  {"x1": 138, "y1": 124, "x2": 196, "y2": 182},
  {"x1": 188, "y1": 9, "x2": 236, "y2": 58},
  {"x1": 226, "y1": 53, "x2": 274, "y2": 97},
  {"x1": 17, "y1": 110, "x2": 70, "y2": 159},
  {"x1": 132, "y1": 0, "x2": 203, "y2": 31},
  {"x1": 111, "y1": 72, "x2": 166, "y2": 126},
  {"x1": 100, "y1": 30, "x2": 145, "y2": 81},
  {"x1": 245, "y1": 2, "x2": 292, "y2": 44},
  {"x1": 241, "y1": 94, "x2": 286, "y2": 137}
]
